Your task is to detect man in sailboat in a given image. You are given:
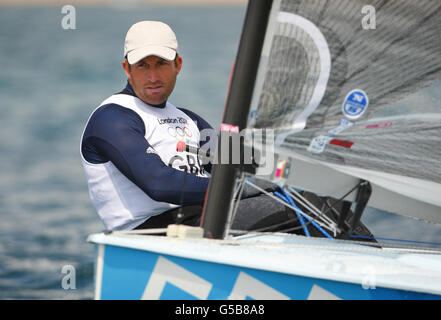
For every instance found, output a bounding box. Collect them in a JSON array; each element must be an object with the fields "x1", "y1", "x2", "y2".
[
  {"x1": 80, "y1": 21, "x2": 376, "y2": 241},
  {"x1": 80, "y1": 21, "x2": 282, "y2": 232},
  {"x1": 80, "y1": 21, "x2": 215, "y2": 231}
]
